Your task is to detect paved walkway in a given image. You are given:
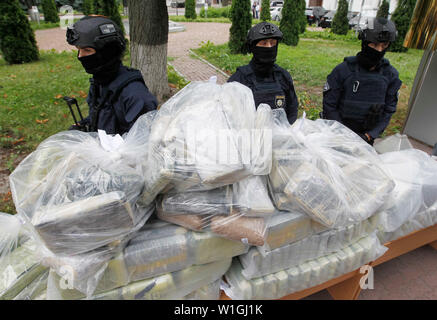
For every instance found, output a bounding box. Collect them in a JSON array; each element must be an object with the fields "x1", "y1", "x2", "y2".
[
  {"x1": 35, "y1": 21, "x2": 231, "y2": 84},
  {"x1": 33, "y1": 23, "x2": 437, "y2": 301}
]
